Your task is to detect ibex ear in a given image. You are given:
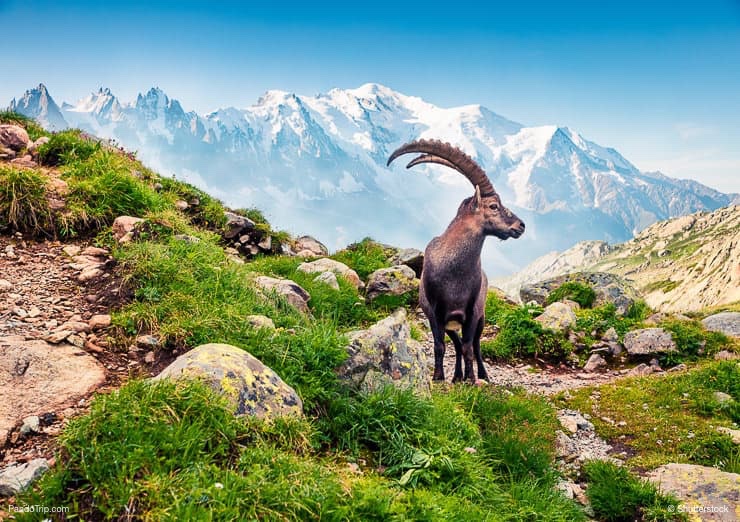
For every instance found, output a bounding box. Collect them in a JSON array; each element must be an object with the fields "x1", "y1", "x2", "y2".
[{"x1": 472, "y1": 185, "x2": 482, "y2": 212}]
